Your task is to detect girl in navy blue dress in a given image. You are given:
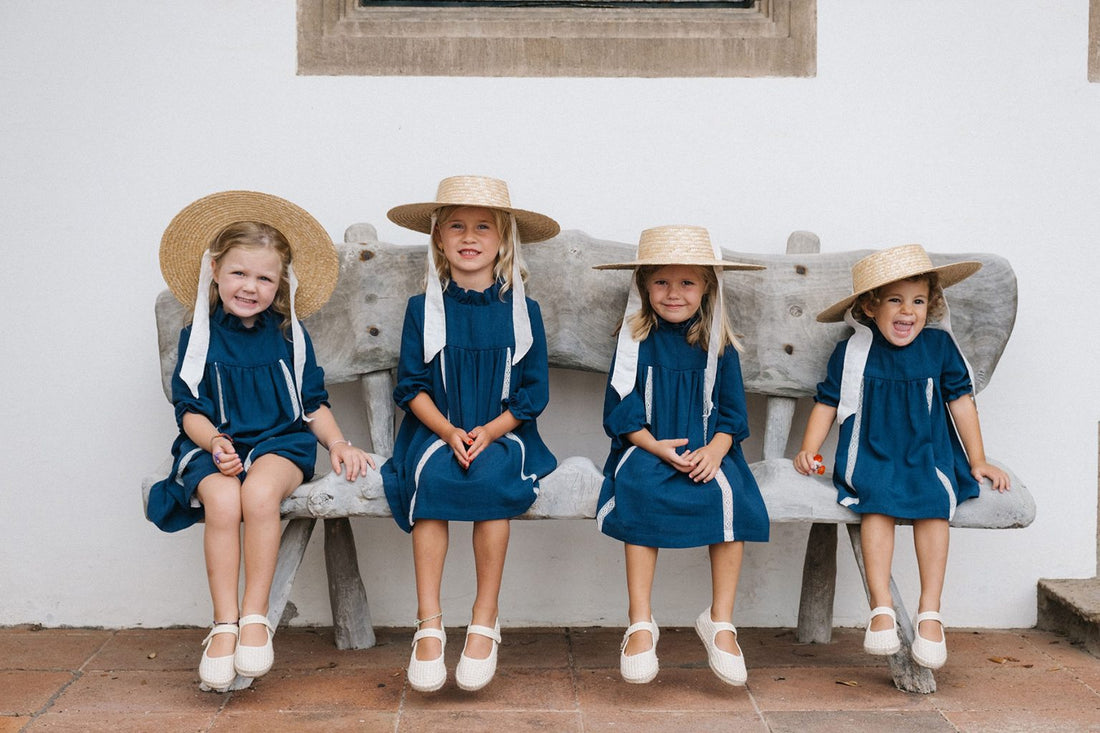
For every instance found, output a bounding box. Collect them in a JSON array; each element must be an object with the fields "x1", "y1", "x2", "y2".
[
  {"x1": 594, "y1": 226, "x2": 769, "y2": 687},
  {"x1": 382, "y1": 176, "x2": 559, "y2": 693},
  {"x1": 794, "y1": 244, "x2": 1010, "y2": 670},
  {"x1": 148, "y1": 192, "x2": 374, "y2": 691}
]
